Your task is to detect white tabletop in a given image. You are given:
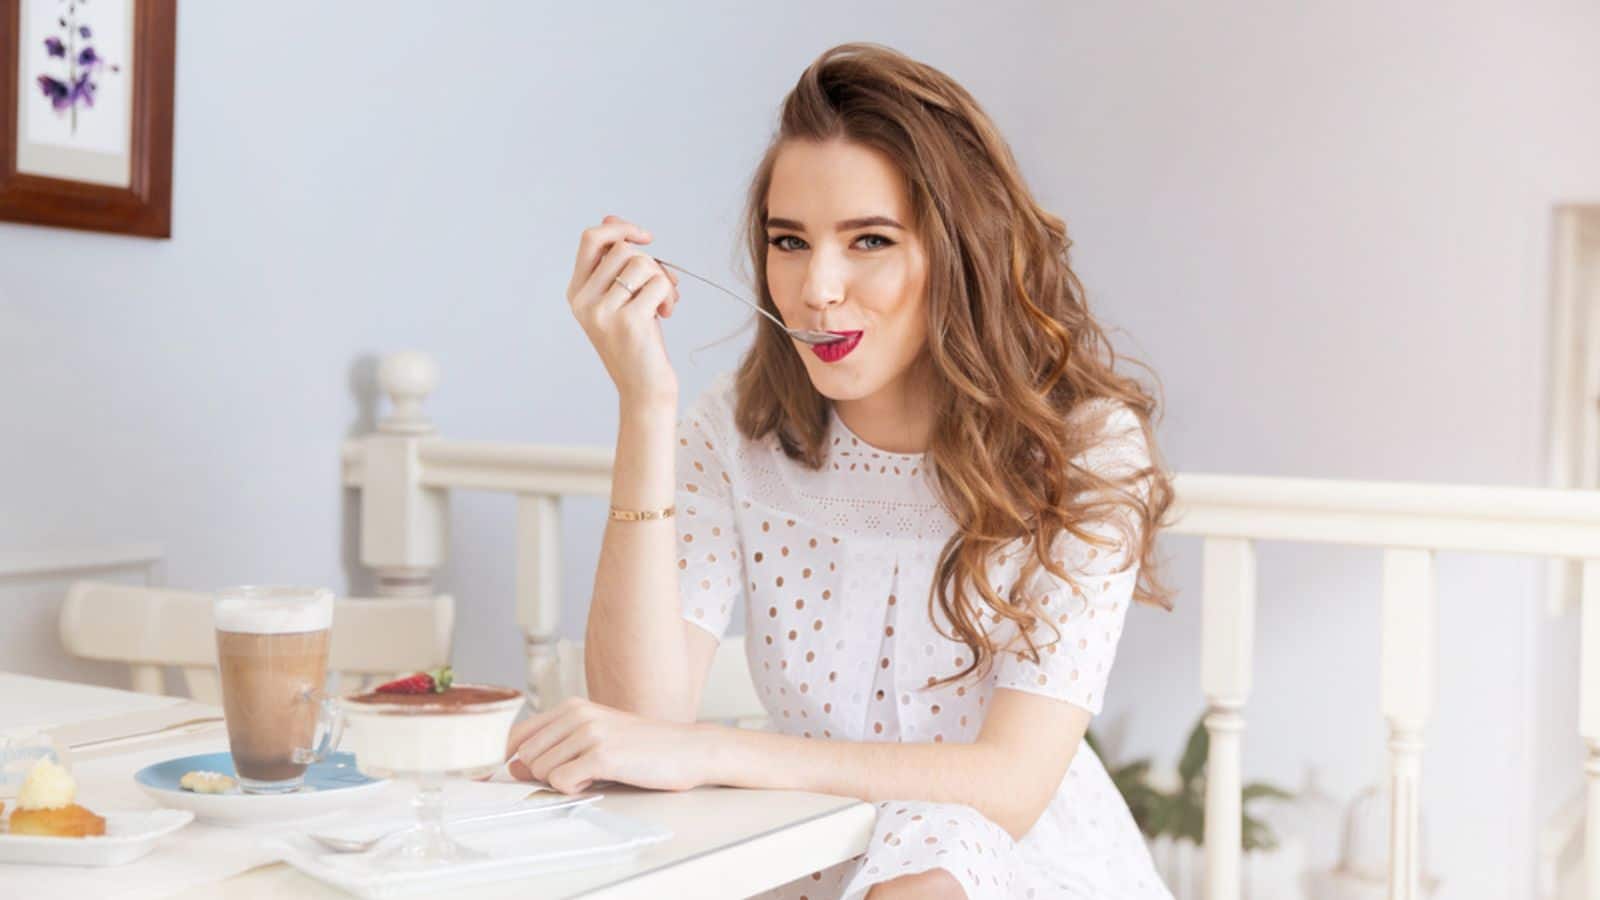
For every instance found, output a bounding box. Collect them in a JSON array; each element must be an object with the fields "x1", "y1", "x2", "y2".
[
  {"x1": 1, "y1": 673, "x2": 875, "y2": 899},
  {"x1": 0, "y1": 673, "x2": 185, "y2": 732}
]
